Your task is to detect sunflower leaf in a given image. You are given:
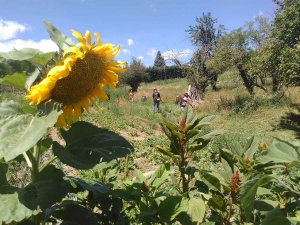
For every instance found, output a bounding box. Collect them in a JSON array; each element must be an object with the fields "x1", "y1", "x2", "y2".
[
  {"x1": 0, "y1": 48, "x2": 43, "y2": 60},
  {"x1": 0, "y1": 189, "x2": 41, "y2": 224},
  {"x1": 52, "y1": 121, "x2": 134, "y2": 170},
  {"x1": 28, "y1": 52, "x2": 54, "y2": 66},
  {"x1": 18, "y1": 165, "x2": 68, "y2": 210},
  {"x1": 61, "y1": 204, "x2": 98, "y2": 225},
  {"x1": 0, "y1": 100, "x2": 61, "y2": 162},
  {"x1": 43, "y1": 20, "x2": 74, "y2": 50},
  {"x1": 25, "y1": 67, "x2": 42, "y2": 90},
  {"x1": 0, "y1": 72, "x2": 27, "y2": 91}
]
